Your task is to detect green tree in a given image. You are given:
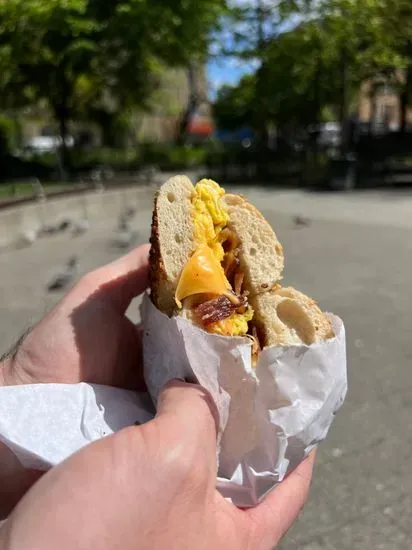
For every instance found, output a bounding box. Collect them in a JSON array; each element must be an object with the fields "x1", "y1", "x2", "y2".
[
  {"x1": 0, "y1": 0, "x2": 101, "y2": 171},
  {"x1": 86, "y1": 0, "x2": 225, "y2": 145},
  {"x1": 0, "y1": 0, "x2": 226, "y2": 169},
  {"x1": 213, "y1": 0, "x2": 286, "y2": 146},
  {"x1": 213, "y1": 75, "x2": 256, "y2": 130},
  {"x1": 281, "y1": 0, "x2": 409, "y2": 141},
  {"x1": 377, "y1": 0, "x2": 412, "y2": 132}
]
